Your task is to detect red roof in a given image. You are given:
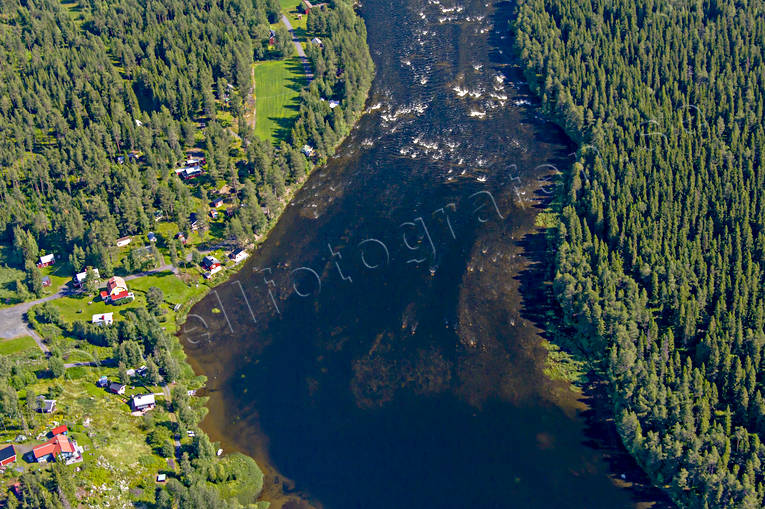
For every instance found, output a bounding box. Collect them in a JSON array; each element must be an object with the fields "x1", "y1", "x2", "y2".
[
  {"x1": 33, "y1": 442, "x2": 55, "y2": 459},
  {"x1": 33, "y1": 435, "x2": 74, "y2": 459},
  {"x1": 111, "y1": 290, "x2": 130, "y2": 301},
  {"x1": 51, "y1": 425, "x2": 68, "y2": 436}
]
